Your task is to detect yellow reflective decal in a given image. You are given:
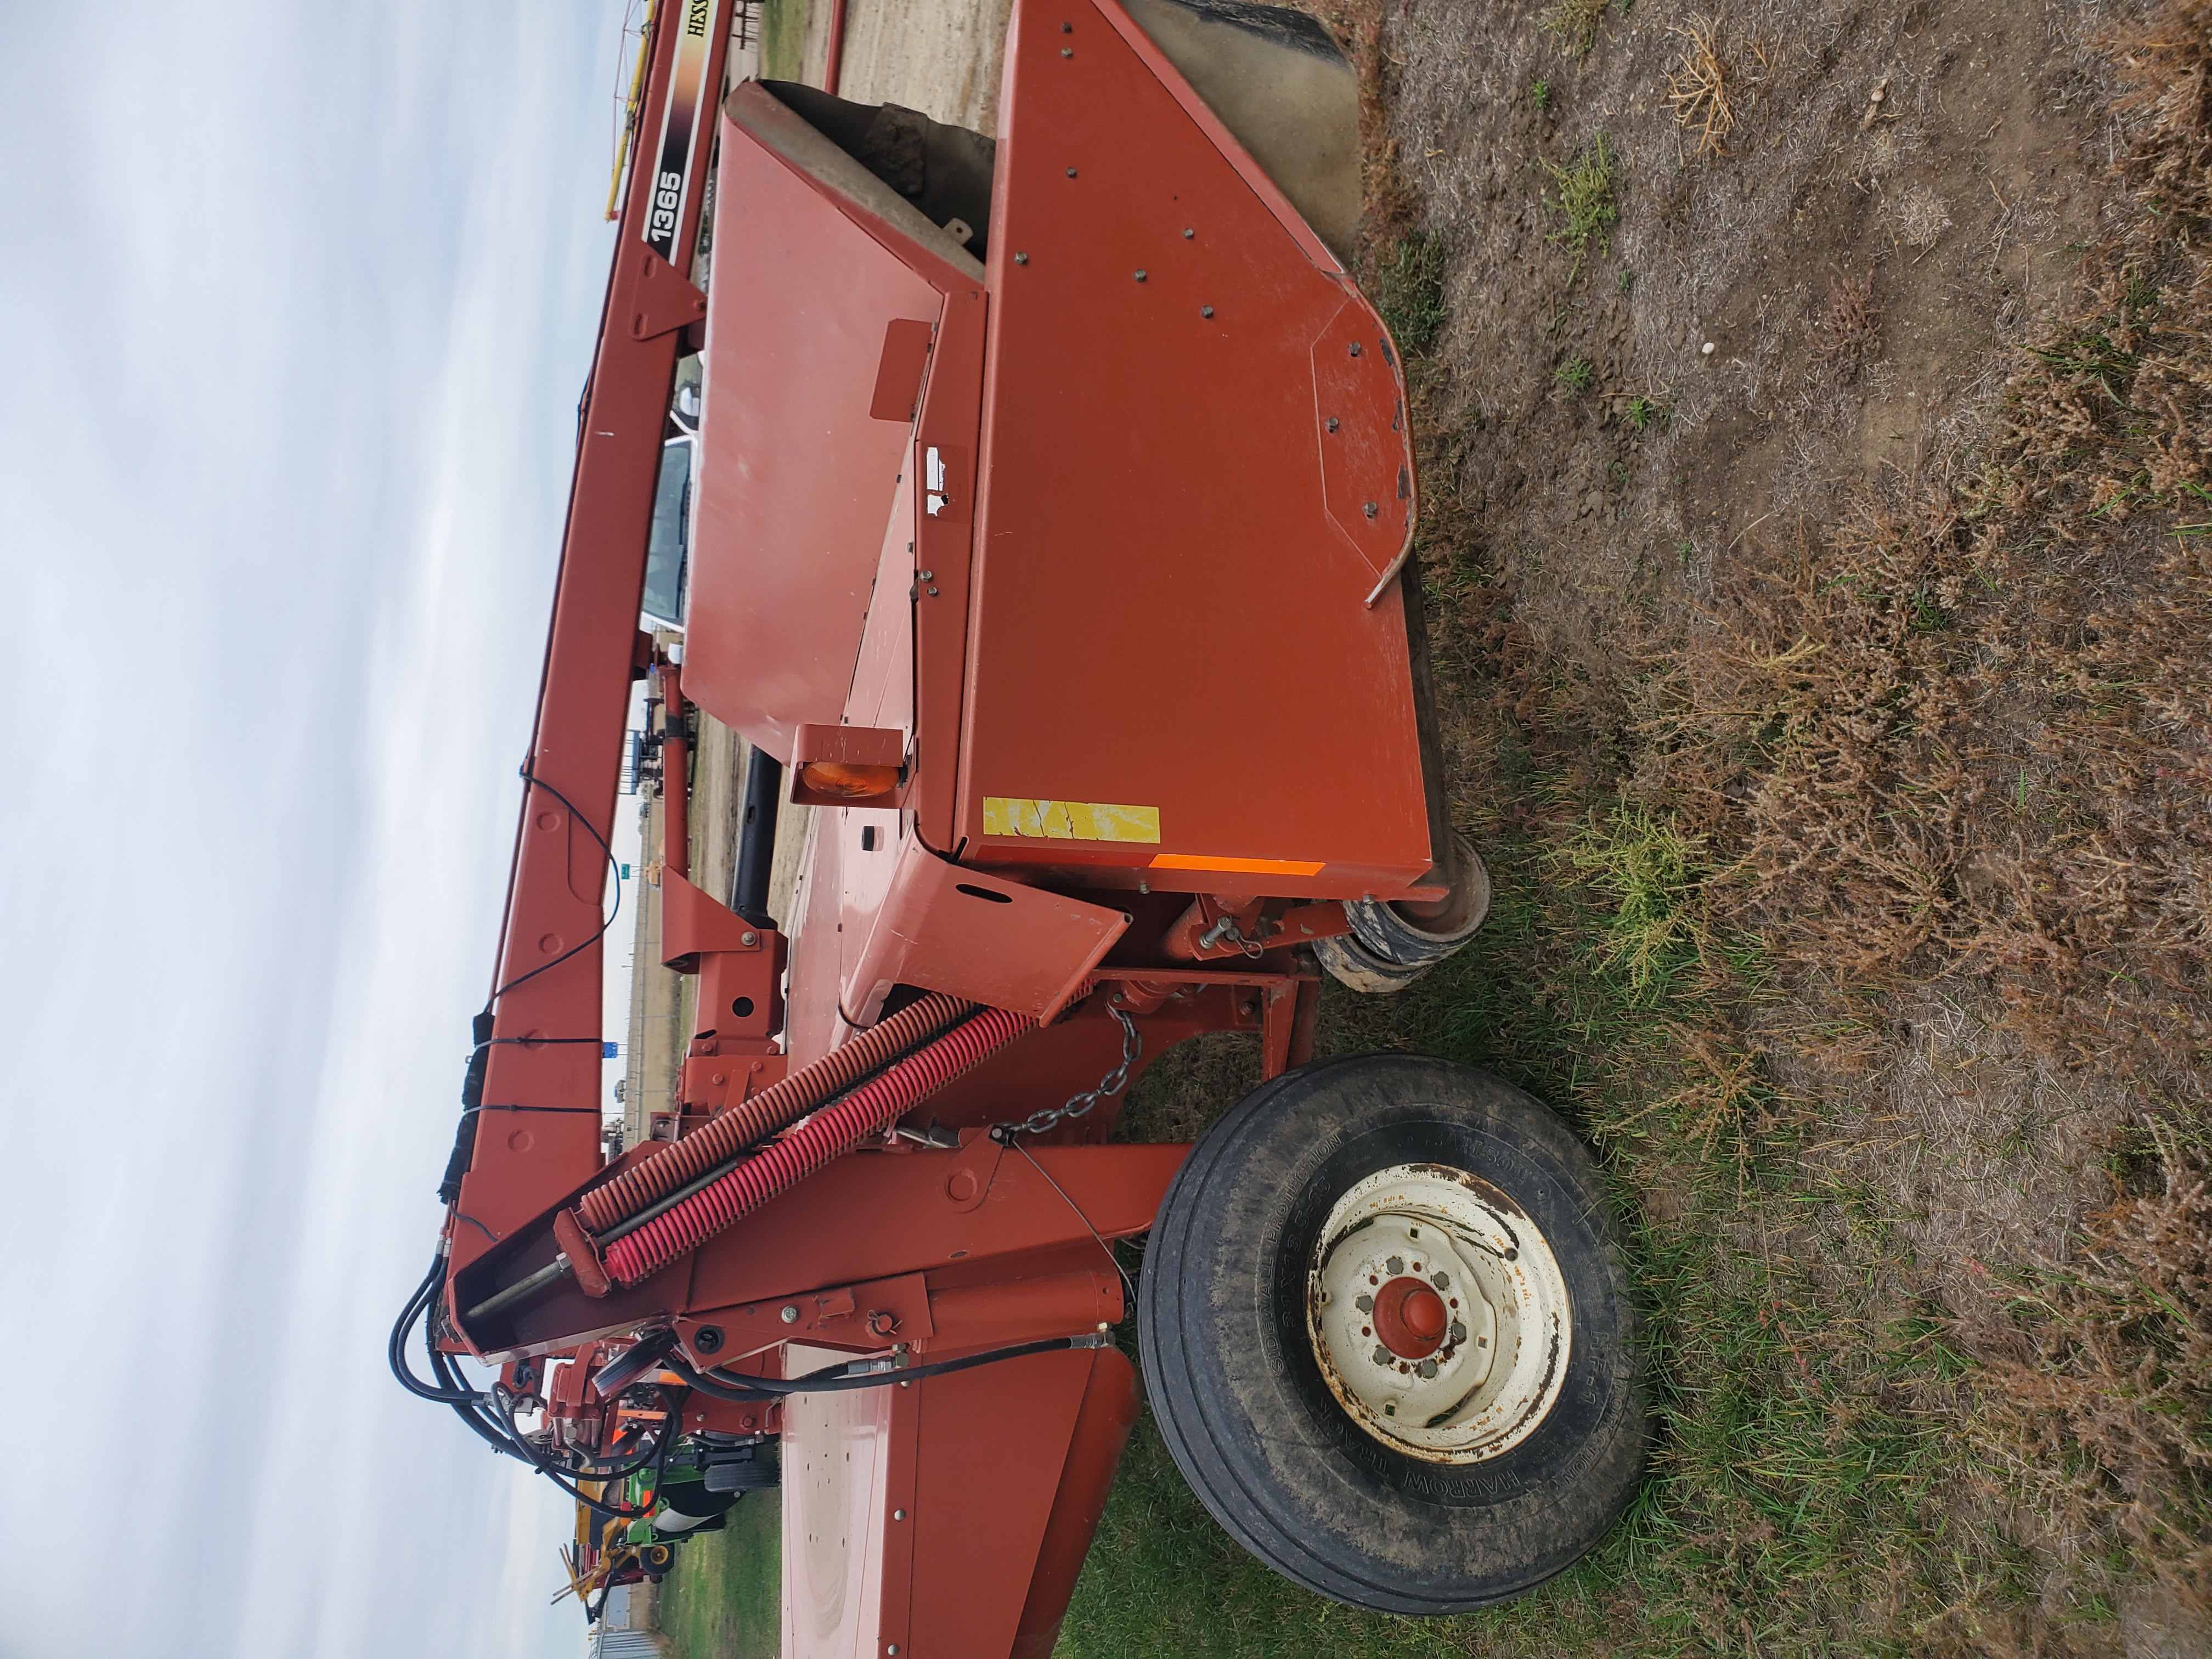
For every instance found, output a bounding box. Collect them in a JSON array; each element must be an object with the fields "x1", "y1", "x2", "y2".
[{"x1": 983, "y1": 797, "x2": 1162, "y2": 843}]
